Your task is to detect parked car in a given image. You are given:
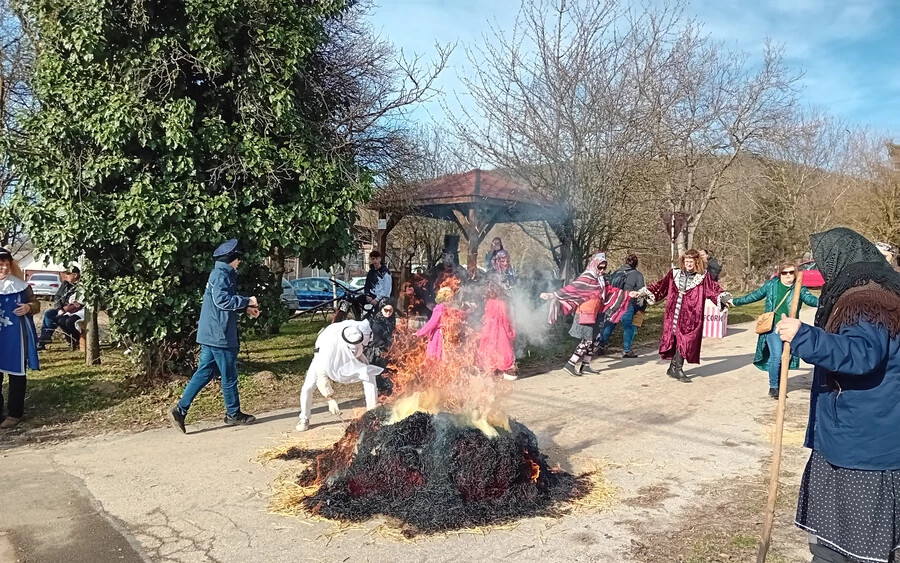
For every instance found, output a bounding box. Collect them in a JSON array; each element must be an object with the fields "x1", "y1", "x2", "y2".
[
  {"x1": 348, "y1": 276, "x2": 366, "y2": 290},
  {"x1": 27, "y1": 272, "x2": 62, "y2": 298},
  {"x1": 769, "y1": 260, "x2": 824, "y2": 289},
  {"x1": 281, "y1": 277, "x2": 300, "y2": 314},
  {"x1": 290, "y1": 277, "x2": 352, "y2": 310}
]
